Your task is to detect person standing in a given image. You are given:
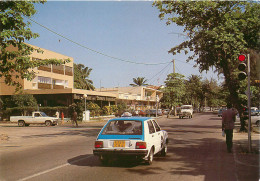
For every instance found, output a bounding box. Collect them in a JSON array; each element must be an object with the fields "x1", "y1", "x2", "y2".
[
  {"x1": 61, "y1": 111, "x2": 64, "y2": 125},
  {"x1": 73, "y1": 111, "x2": 78, "y2": 127},
  {"x1": 222, "y1": 104, "x2": 237, "y2": 153}
]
